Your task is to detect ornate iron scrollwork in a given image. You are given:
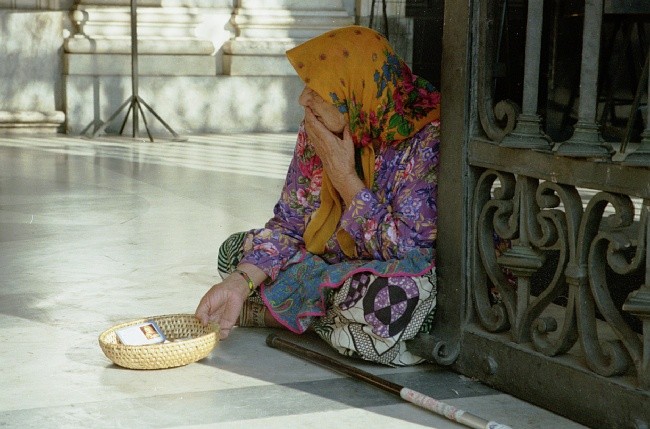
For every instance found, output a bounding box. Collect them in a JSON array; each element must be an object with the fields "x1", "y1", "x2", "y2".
[
  {"x1": 476, "y1": 0, "x2": 519, "y2": 143},
  {"x1": 431, "y1": 338, "x2": 461, "y2": 366},
  {"x1": 526, "y1": 182, "x2": 581, "y2": 356},
  {"x1": 473, "y1": 170, "x2": 516, "y2": 332},
  {"x1": 580, "y1": 193, "x2": 642, "y2": 376},
  {"x1": 473, "y1": 170, "x2": 647, "y2": 382}
]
